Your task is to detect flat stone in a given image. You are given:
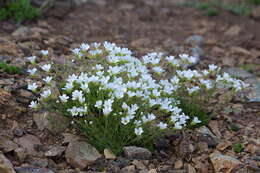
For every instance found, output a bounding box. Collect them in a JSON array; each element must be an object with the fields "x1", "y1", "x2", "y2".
[
  {"x1": 0, "y1": 136, "x2": 19, "y2": 153},
  {"x1": 223, "y1": 67, "x2": 255, "y2": 80},
  {"x1": 210, "y1": 152, "x2": 241, "y2": 173},
  {"x1": 0, "y1": 151, "x2": 16, "y2": 173},
  {"x1": 33, "y1": 111, "x2": 69, "y2": 134},
  {"x1": 14, "y1": 134, "x2": 42, "y2": 154},
  {"x1": 196, "y1": 126, "x2": 220, "y2": 147},
  {"x1": 245, "y1": 79, "x2": 260, "y2": 102},
  {"x1": 12, "y1": 26, "x2": 32, "y2": 38},
  {"x1": 65, "y1": 141, "x2": 101, "y2": 169},
  {"x1": 224, "y1": 25, "x2": 241, "y2": 37},
  {"x1": 123, "y1": 146, "x2": 152, "y2": 160},
  {"x1": 104, "y1": 148, "x2": 116, "y2": 159},
  {"x1": 45, "y1": 146, "x2": 66, "y2": 158},
  {"x1": 15, "y1": 167, "x2": 55, "y2": 173},
  {"x1": 252, "y1": 6, "x2": 260, "y2": 18}
]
